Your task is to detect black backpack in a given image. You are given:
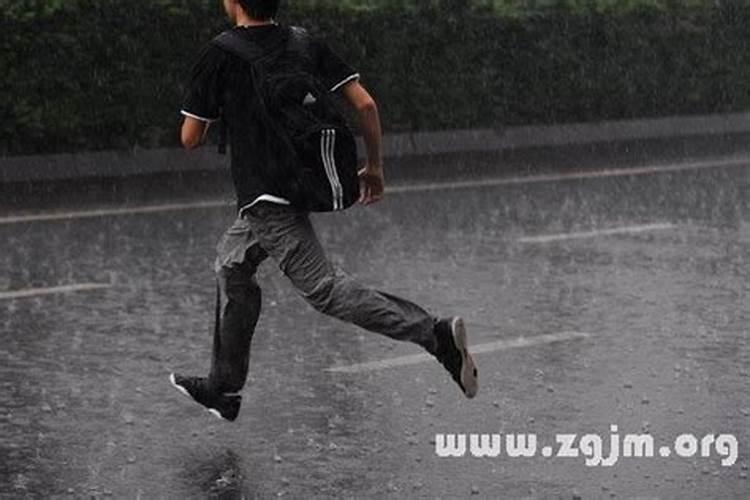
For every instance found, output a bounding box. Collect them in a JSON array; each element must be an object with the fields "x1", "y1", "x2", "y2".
[{"x1": 211, "y1": 26, "x2": 360, "y2": 212}]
